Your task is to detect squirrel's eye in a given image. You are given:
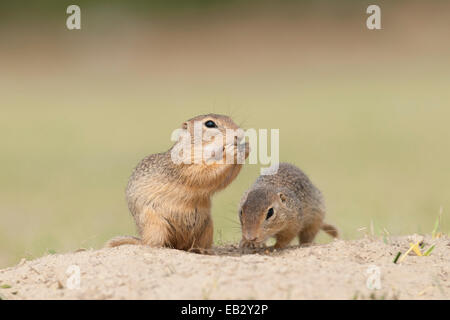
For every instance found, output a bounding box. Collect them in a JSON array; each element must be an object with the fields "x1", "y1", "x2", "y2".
[
  {"x1": 266, "y1": 208, "x2": 274, "y2": 220},
  {"x1": 204, "y1": 120, "x2": 217, "y2": 128},
  {"x1": 239, "y1": 209, "x2": 243, "y2": 217}
]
